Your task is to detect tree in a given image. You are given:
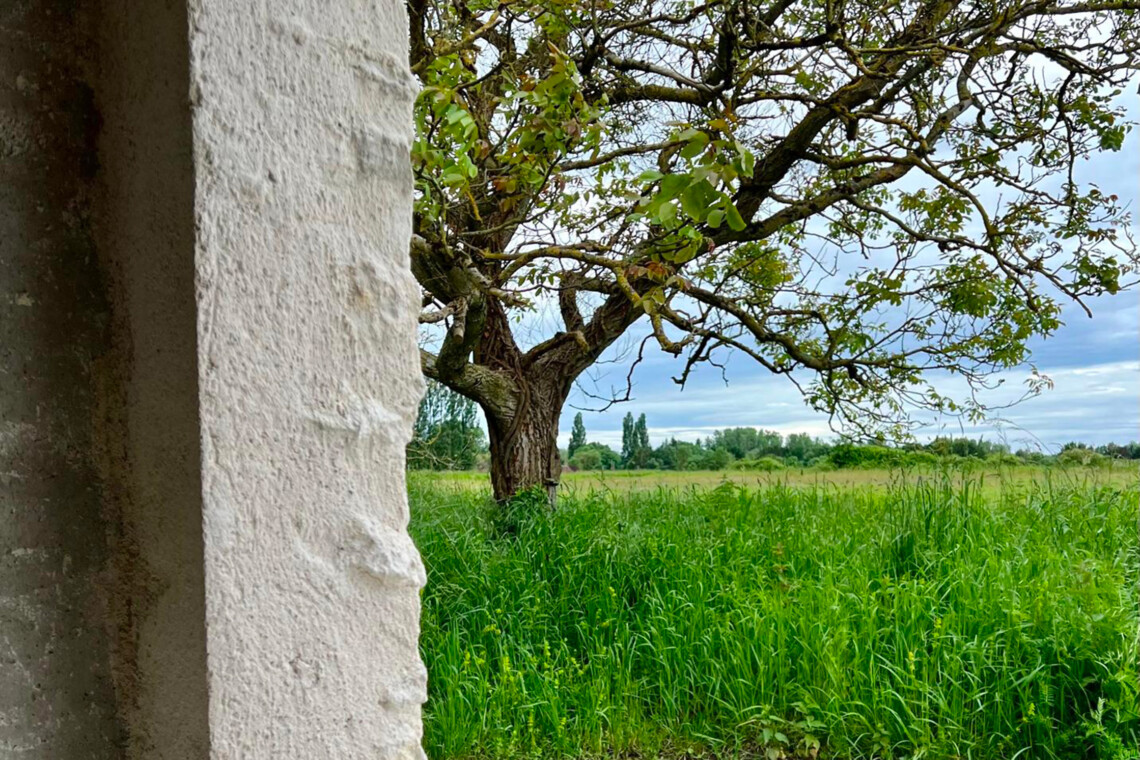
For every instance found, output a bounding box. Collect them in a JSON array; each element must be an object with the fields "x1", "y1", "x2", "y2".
[
  {"x1": 408, "y1": 379, "x2": 488, "y2": 470},
  {"x1": 569, "y1": 442, "x2": 622, "y2": 470},
  {"x1": 629, "y1": 414, "x2": 652, "y2": 468},
  {"x1": 568, "y1": 412, "x2": 588, "y2": 458},
  {"x1": 410, "y1": 0, "x2": 1140, "y2": 502},
  {"x1": 784, "y1": 433, "x2": 823, "y2": 464},
  {"x1": 654, "y1": 438, "x2": 704, "y2": 471},
  {"x1": 700, "y1": 446, "x2": 734, "y2": 470},
  {"x1": 620, "y1": 412, "x2": 636, "y2": 464},
  {"x1": 712, "y1": 427, "x2": 783, "y2": 459}
]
